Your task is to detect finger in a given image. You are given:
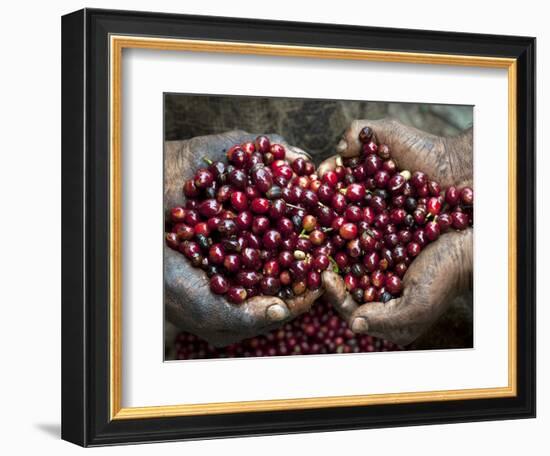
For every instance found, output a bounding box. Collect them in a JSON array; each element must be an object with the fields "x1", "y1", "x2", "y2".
[
  {"x1": 321, "y1": 270, "x2": 358, "y2": 320},
  {"x1": 336, "y1": 119, "x2": 402, "y2": 158},
  {"x1": 374, "y1": 122, "x2": 444, "y2": 181},
  {"x1": 237, "y1": 286, "x2": 324, "y2": 328},
  {"x1": 337, "y1": 119, "x2": 452, "y2": 184},
  {"x1": 322, "y1": 270, "x2": 346, "y2": 303},
  {"x1": 348, "y1": 299, "x2": 418, "y2": 346},
  {"x1": 241, "y1": 295, "x2": 291, "y2": 324},
  {"x1": 164, "y1": 244, "x2": 231, "y2": 332},
  {"x1": 285, "y1": 144, "x2": 312, "y2": 162},
  {"x1": 189, "y1": 129, "x2": 254, "y2": 166},
  {"x1": 335, "y1": 120, "x2": 375, "y2": 158},
  {"x1": 285, "y1": 287, "x2": 324, "y2": 317},
  {"x1": 165, "y1": 130, "x2": 253, "y2": 210},
  {"x1": 165, "y1": 245, "x2": 288, "y2": 342},
  {"x1": 317, "y1": 155, "x2": 338, "y2": 177},
  {"x1": 401, "y1": 229, "x2": 473, "y2": 292}
]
